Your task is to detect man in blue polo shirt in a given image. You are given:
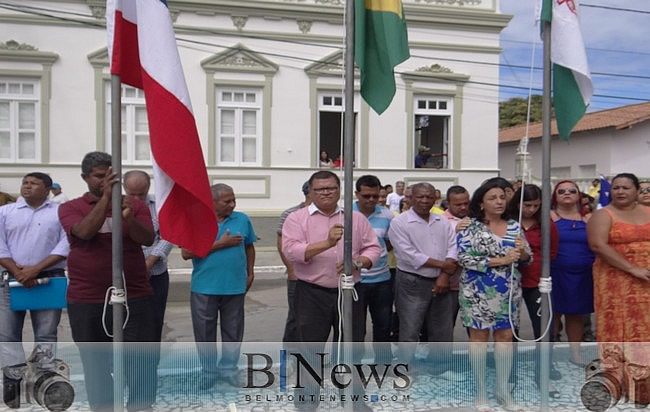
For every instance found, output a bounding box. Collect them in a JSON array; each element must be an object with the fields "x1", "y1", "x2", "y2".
[
  {"x1": 181, "y1": 183, "x2": 256, "y2": 390},
  {"x1": 353, "y1": 174, "x2": 394, "y2": 364}
]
